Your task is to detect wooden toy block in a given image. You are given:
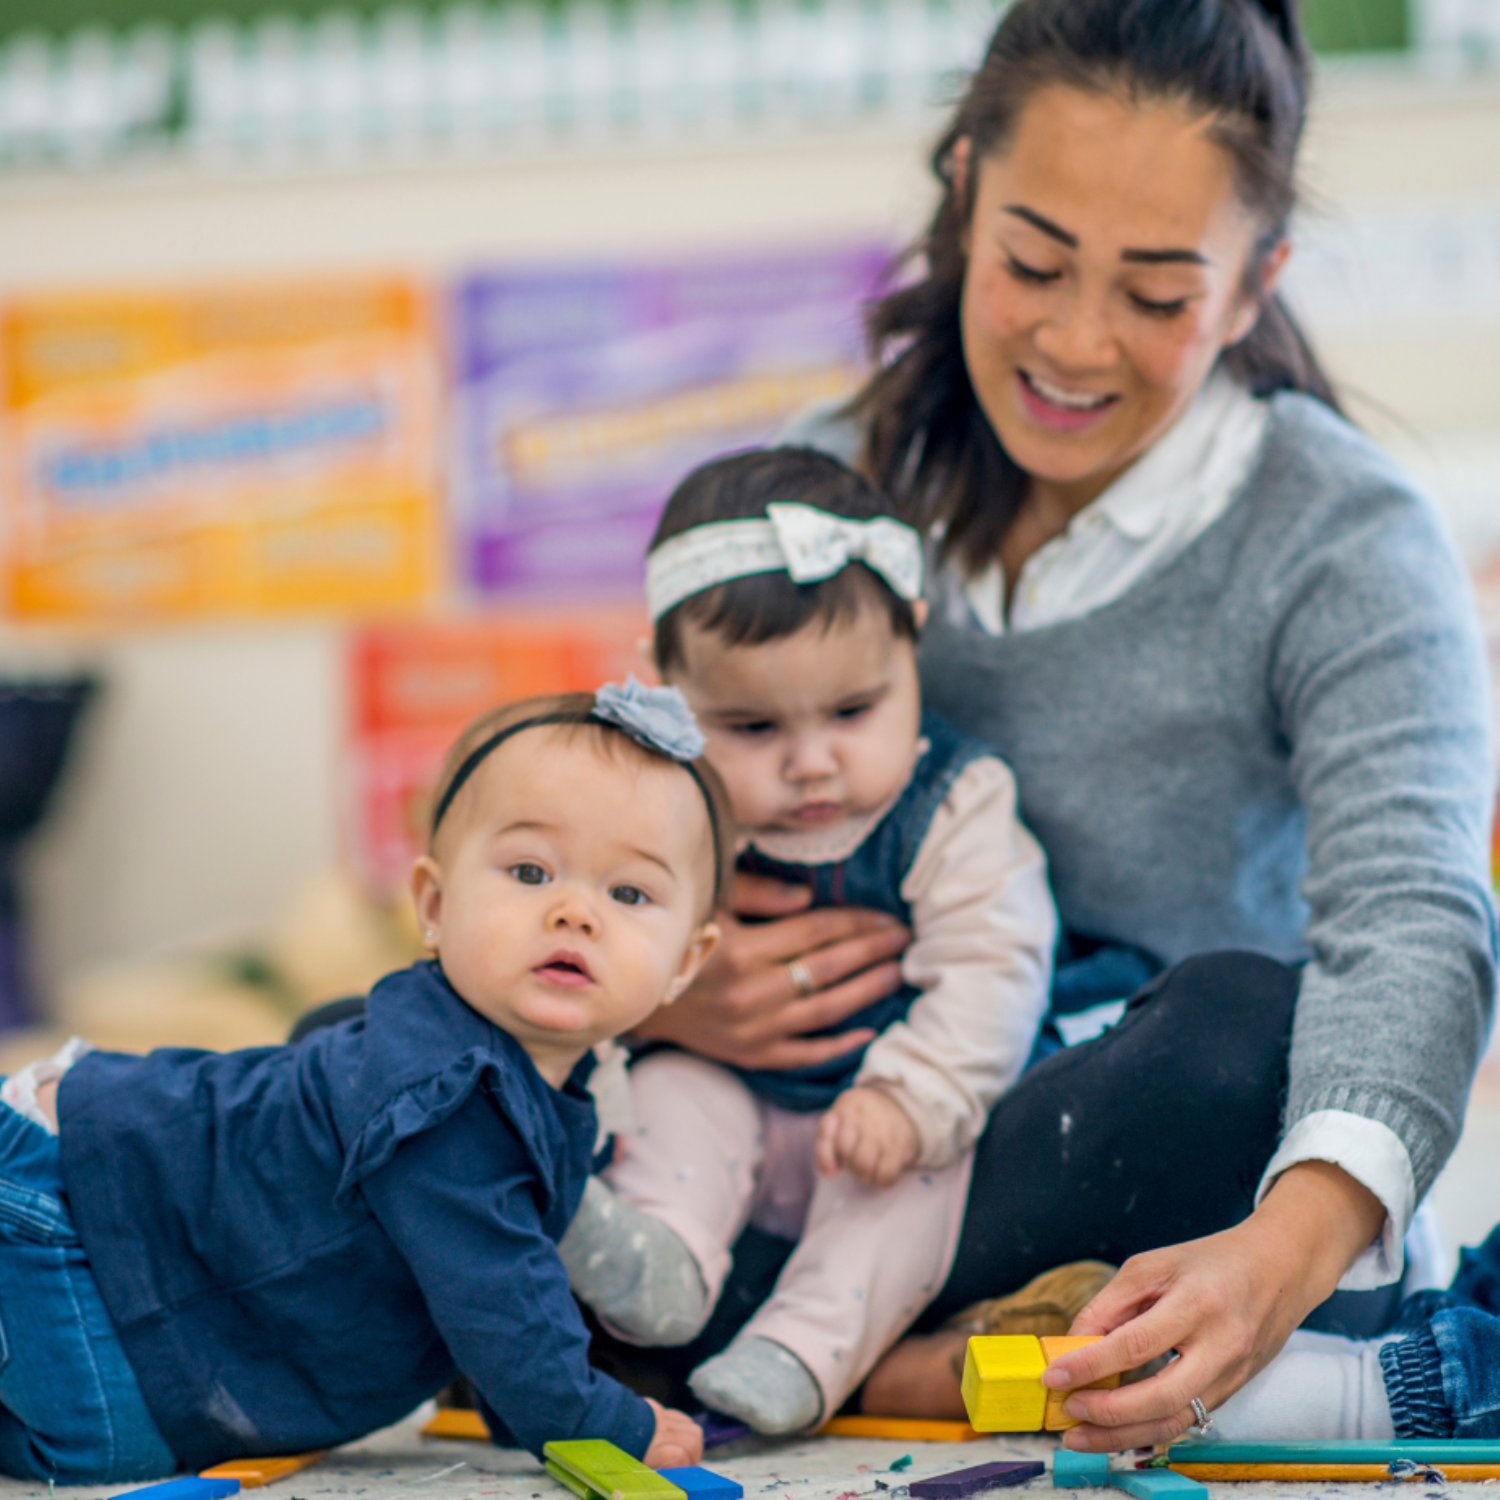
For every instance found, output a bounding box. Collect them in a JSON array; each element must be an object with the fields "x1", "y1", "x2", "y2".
[
  {"x1": 113, "y1": 1480, "x2": 240, "y2": 1500},
  {"x1": 693, "y1": 1413, "x2": 752, "y2": 1449},
  {"x1": 1170, "y1": 1464, "x2": 1500, "y2": 1482},
  {"x1": 656, "y1": 1467, "x2": 744, "y2": 1500},
  {"x1": 818, "y1": 1415, "x2": 986, "y2": 1441},
  {"x1": 547, "y1": 1459, "x2": 599, "y2": 1500},
  {"x1": 544, "y1": 1440, "x2": 687, "y2": 1500},
  {"x1": 961, "y1": 1336, "x2": 1048, "y2": 1432},
  {"x1": 1039, "y1": 1337, "x2": 1117, "y2": 1432},
  {"x1": 1052, "y1": 1451, "x2": 1111, "y2": 1488},
  {"x1": 200, "y1": 1453, "x2": 326, "y2": 1488},
  {"x1": 1107, "y1": 1471, "x2": 1206, "y2": 1500},
  {"x1": 421, "y1": 1408, "x2": 491, "y2": 1441},
  {"x1": 909, "y1": 1459, "x2": 1046, "y2": 1498},
  {"x1": 1166, "y1": 1440, "x2": 1500, "y2": 1465}
]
